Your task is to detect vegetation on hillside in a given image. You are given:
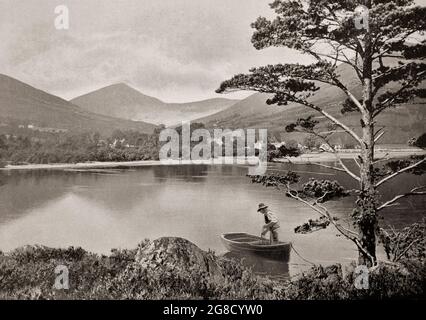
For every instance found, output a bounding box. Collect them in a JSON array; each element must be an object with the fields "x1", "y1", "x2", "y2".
[{"x1": 0, "y1": 130, "x2": 160, "y2": 165}]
